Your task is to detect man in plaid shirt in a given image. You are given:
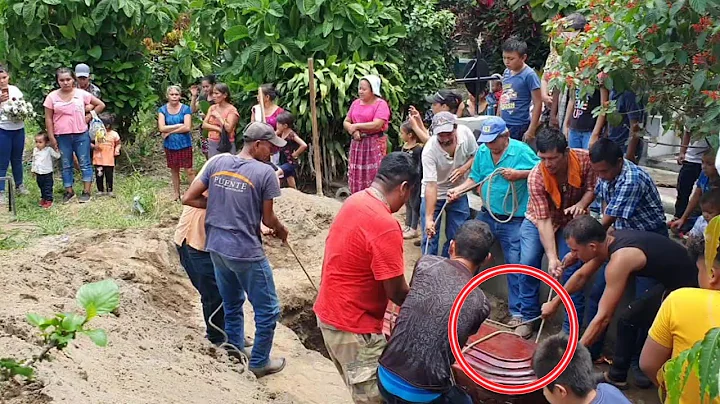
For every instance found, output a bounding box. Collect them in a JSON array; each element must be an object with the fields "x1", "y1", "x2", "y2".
[{"x1": 517, "y1": 127, "x2": 596, "y2": 339}]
